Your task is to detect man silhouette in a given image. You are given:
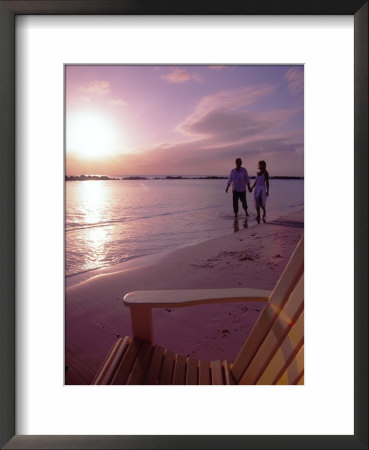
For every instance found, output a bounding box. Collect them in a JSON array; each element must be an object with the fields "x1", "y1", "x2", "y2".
[{"x1": 225, "y1": 158, "x2": 252, "y2": 217}]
